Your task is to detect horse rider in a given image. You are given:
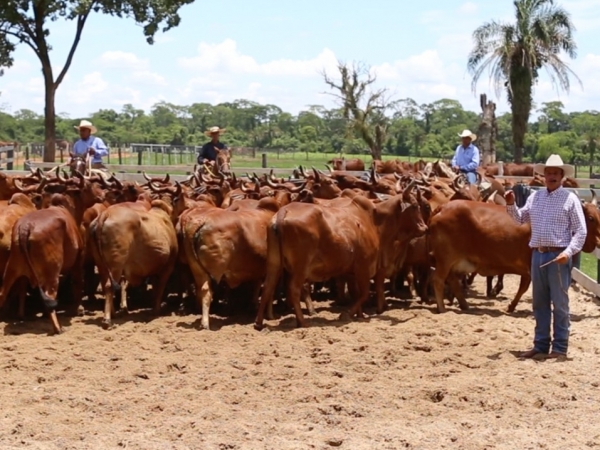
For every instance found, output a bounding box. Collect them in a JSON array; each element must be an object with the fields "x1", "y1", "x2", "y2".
[
  {"x1": 197, "y1": 126, "x2": 227, "y2": 167},
  {"x1": 72, "y1": 120, "x2": 109, "y2": 169},
  {"x1": 451, "y1": 129, "x2": 480, "y2": 184}
]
